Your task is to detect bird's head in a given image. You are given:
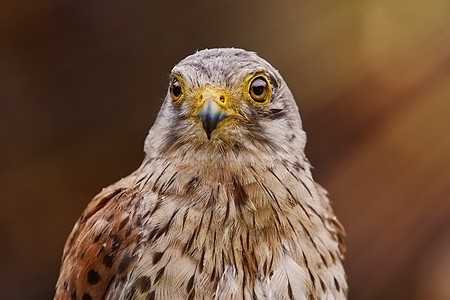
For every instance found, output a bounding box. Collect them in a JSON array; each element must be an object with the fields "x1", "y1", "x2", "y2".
[{"x1": 145, "y1": 48, "x2": 306, "y2": 163}]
